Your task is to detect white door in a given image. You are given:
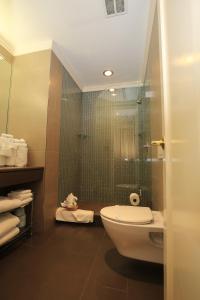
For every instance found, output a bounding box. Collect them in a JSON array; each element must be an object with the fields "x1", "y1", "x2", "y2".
[{"x1": 158, "y1": 1, "x2": 200, "y2": 299}]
